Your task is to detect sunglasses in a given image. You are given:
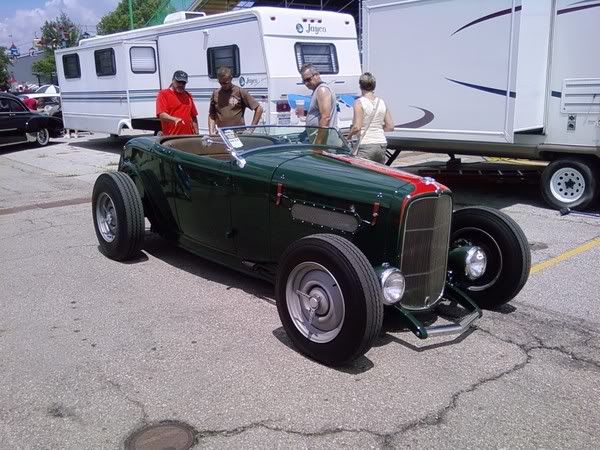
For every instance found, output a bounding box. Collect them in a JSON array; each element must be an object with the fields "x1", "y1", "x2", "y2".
[{"x1": 302, "y1": 73, "x2": 315, "y2": 83}]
